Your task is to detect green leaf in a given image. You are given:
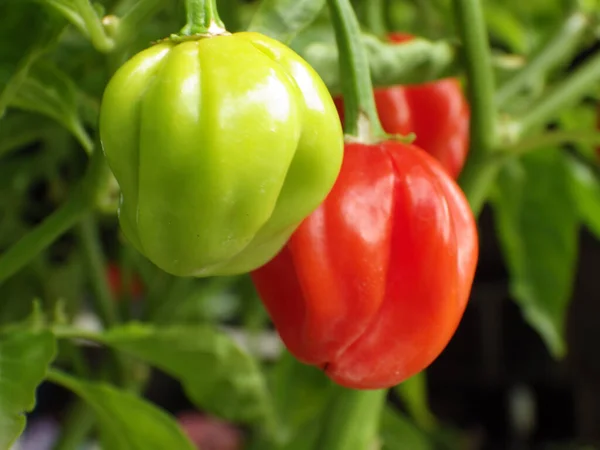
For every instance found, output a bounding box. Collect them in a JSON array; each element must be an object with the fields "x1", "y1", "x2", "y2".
[
  {"x1": 97, "y1": 323, "x2": 272, "y2": 424},
  {"x1": 10, "y1": 62, "x2": 93, "y2": 153},
  {"x1": 37, "y1": 0, "x2": 115, "y2": 53},
  {"x1": 0, "y1": 1, "x2": 66, "y2": 118},
  {"x1": 566, "y1": 154, "x2": 600, "y2": 240},
  {"x1": 492, "y1": 149, "x2": 579, "y2": 357},
  {"x1": 0, "y1": 112, "x2": 53, "y2": 159},
  {"x1": 380, "y1": 407, "x2": 433, "y2": 450},
  {"x1": 248, "y1": 0, "x2": 326, "y2": 44},
  {"x1": 36, "y1": 0, "x2": 87, "y2": 36},
  {"x1": 394, "y1": 372, "x2": 437, "y2": 430},
  {"x1": 0, "y1": 330, "x2": 56, "y2": 449},
  {"x1": 558, "y1": 103, "x2": 597, "y2": 162},
  {"x1": 47, "y1": 370, "x2": 195, "y2": 450}
]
